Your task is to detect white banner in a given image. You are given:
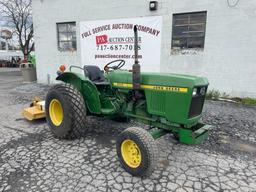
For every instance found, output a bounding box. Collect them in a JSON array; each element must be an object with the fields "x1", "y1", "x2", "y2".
[{"x1": 80, "y1": 16, "x2": 162, "y2": 72}]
